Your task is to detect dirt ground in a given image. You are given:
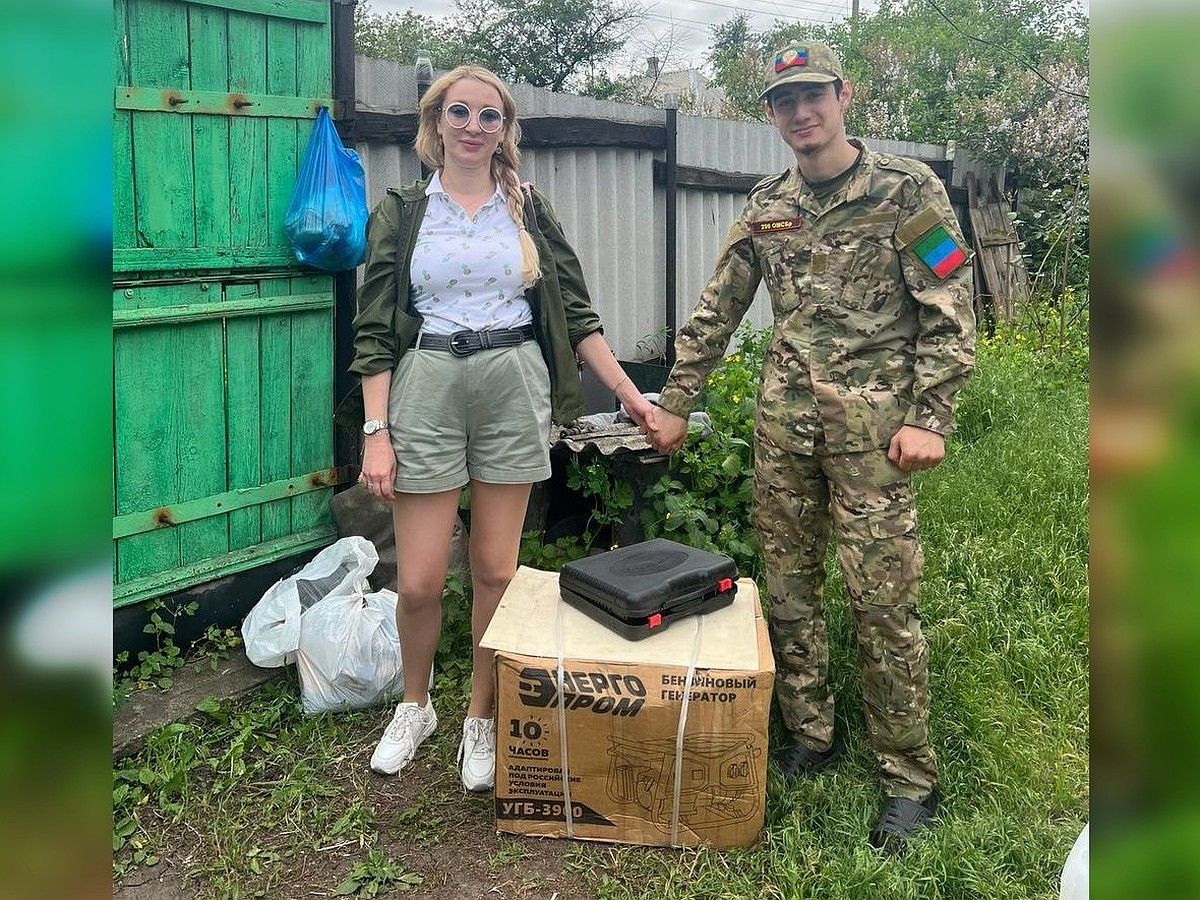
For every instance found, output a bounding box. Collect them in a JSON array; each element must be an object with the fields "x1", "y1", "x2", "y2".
[
  {"x1": 114, "y1": 767, "x2": 595, "y2": 900},
  {"x1": 113, "y1": 655, "x2": 599, "y2": 900}
]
